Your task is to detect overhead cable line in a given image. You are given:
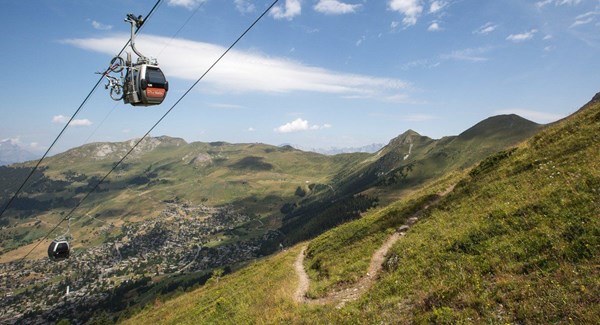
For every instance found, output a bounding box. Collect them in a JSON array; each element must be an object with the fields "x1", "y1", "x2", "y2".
[
  {"x1": 81, "y1": 102, "x2": 121, "y2": 146},
  {"x1": 19, "y1": 0, "x2": 280, "y2": 262},
  {"x1": 0, "y1": 0, "x2": 163, "y2": 220},
  {"x1": 156, "y1": 0, "x2": 206, "y2": 58}
]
